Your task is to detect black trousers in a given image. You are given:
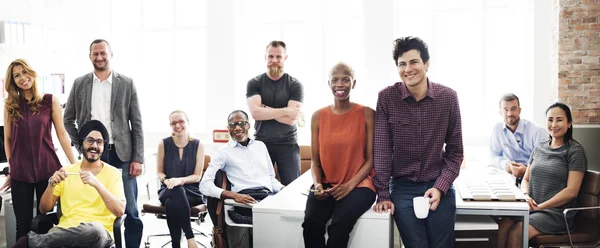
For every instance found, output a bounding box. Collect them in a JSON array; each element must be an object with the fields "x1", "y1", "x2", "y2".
[
  {"x1": 10, "y1": 178, "x2": 48, "y2": 241},
  {"x1": 159, "y1": 186, "x2": 203, "y2": 247},
  {"x1": 302, "y1": 186, "x2": 376, "y2": 248},
  {"x1": 264, "y1": 143, "x2": 300, "y2": 185}
]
